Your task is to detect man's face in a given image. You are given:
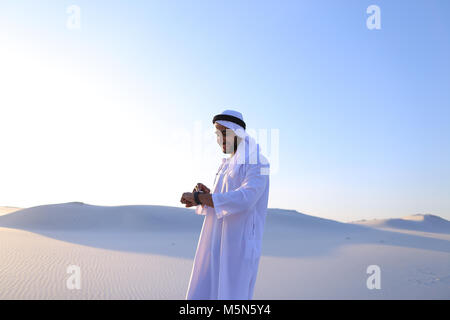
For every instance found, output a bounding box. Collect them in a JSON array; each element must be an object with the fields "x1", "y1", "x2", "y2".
[{"x1": 214, "y1": 123, "x2": 237, "y2": 154}]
